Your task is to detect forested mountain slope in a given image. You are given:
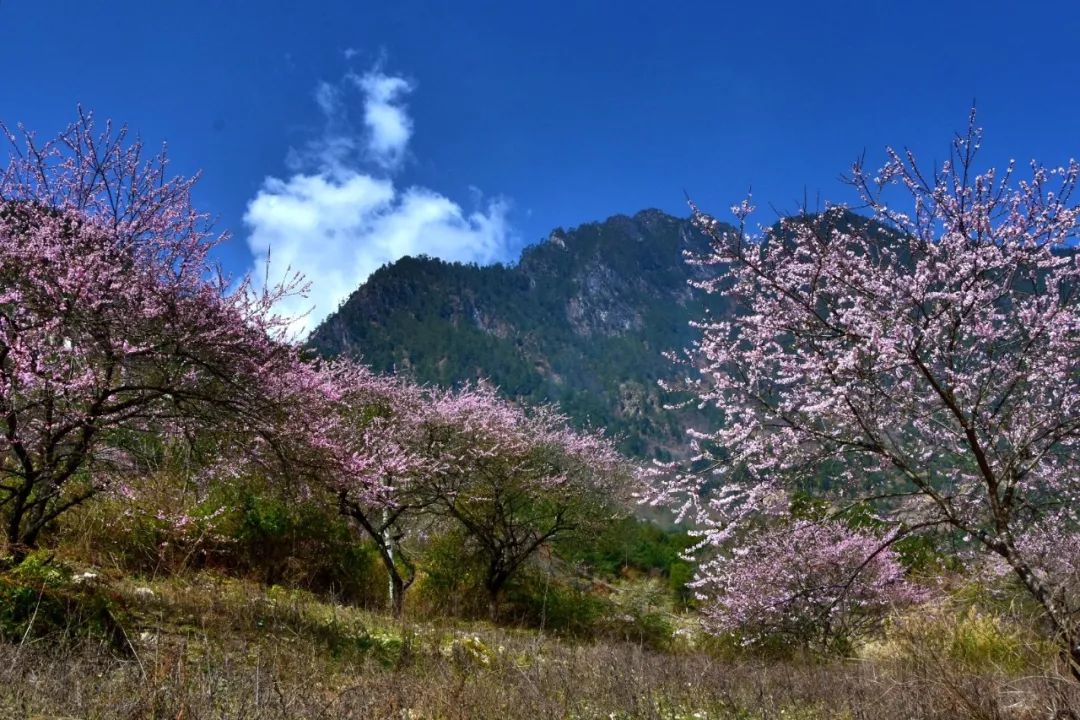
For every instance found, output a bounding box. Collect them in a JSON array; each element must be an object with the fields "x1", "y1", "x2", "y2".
[{"x1": 309, "y1": 209, "x2": 731, "y2": 458}]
